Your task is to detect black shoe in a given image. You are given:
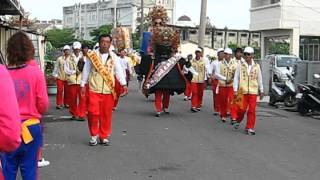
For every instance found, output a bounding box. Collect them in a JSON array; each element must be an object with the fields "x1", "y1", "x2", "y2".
[
  {"x1": 163, "y1": 109, "x2": 170, "y2": 114},
  {"x1": 70, "y1": 116, "x2": 77, "y2": 120},
  {"x1": 233, "y1": 122, "x2": 240, "y2": 129},
  {"x1": 213, "y1": 112, "x2": 219, "y2": 116},
  {"x1": 77, "y1": 117, "x2": 85, "y2": 121},
  {"x1": 191, "y1": 108, "x2": 198, "y2": 113},
  {"x1": 64, "y1": 105, "x2": 69, "y2": 108},
  {"x1": 221, "y1": 117, "x2": 226, "y2": 123},
  {"x1": 100, "y1": 139, "x2": 110, "y2": 146},
  {"x1": 230, "y1": 120, "x2": 236, "y2": 125},
  {"x1": 246, "y1": 129, "x2": 256, "y2": 135},
  {"x1": 196, "y1": 108, "x2": 201, "y2": 111},
  {"x1": 155, "y1": 112, "x2": 161, "y2": 117},
  {"x1": 56, "y1": 106, "x2": 63, "y2": 109}
]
